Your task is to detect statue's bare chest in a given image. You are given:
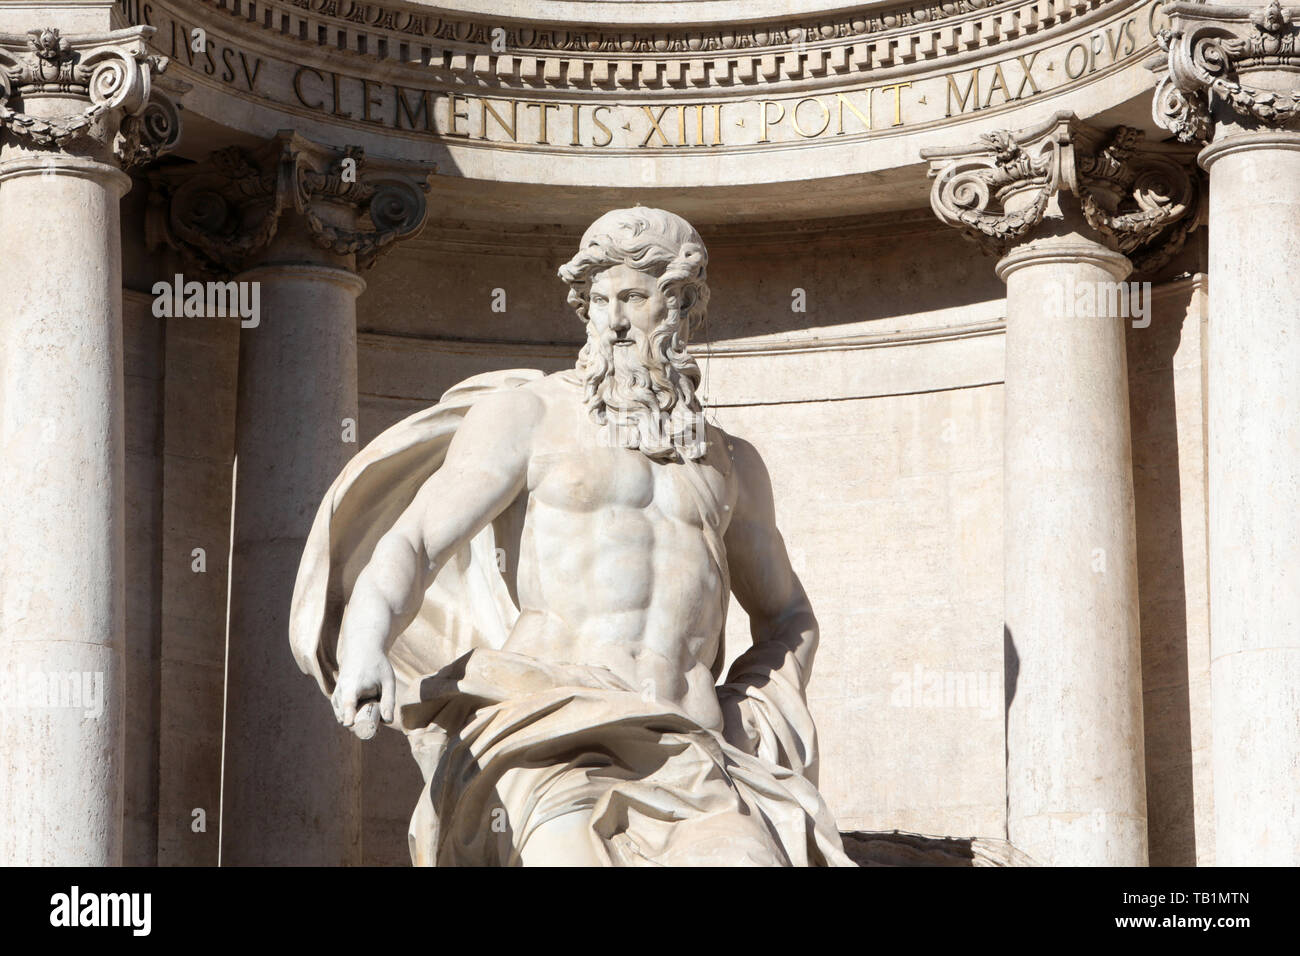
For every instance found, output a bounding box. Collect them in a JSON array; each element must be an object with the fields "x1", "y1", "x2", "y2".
[{"x1": 527, "y1": 418, "x2": 731, "y2": 528}]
